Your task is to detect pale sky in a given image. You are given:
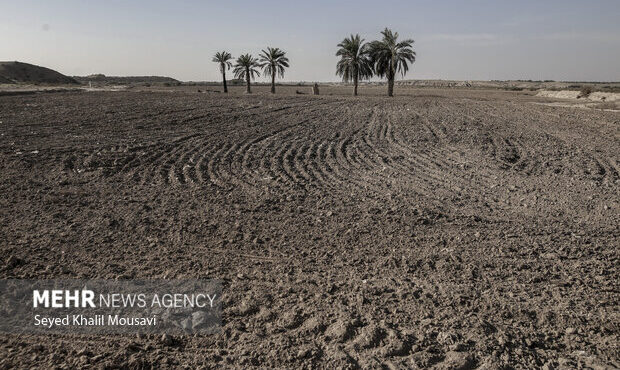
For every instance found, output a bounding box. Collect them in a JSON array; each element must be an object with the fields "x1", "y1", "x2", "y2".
[{"x1": 1, "y1": 0, "x2": 619, "y2": 82}]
